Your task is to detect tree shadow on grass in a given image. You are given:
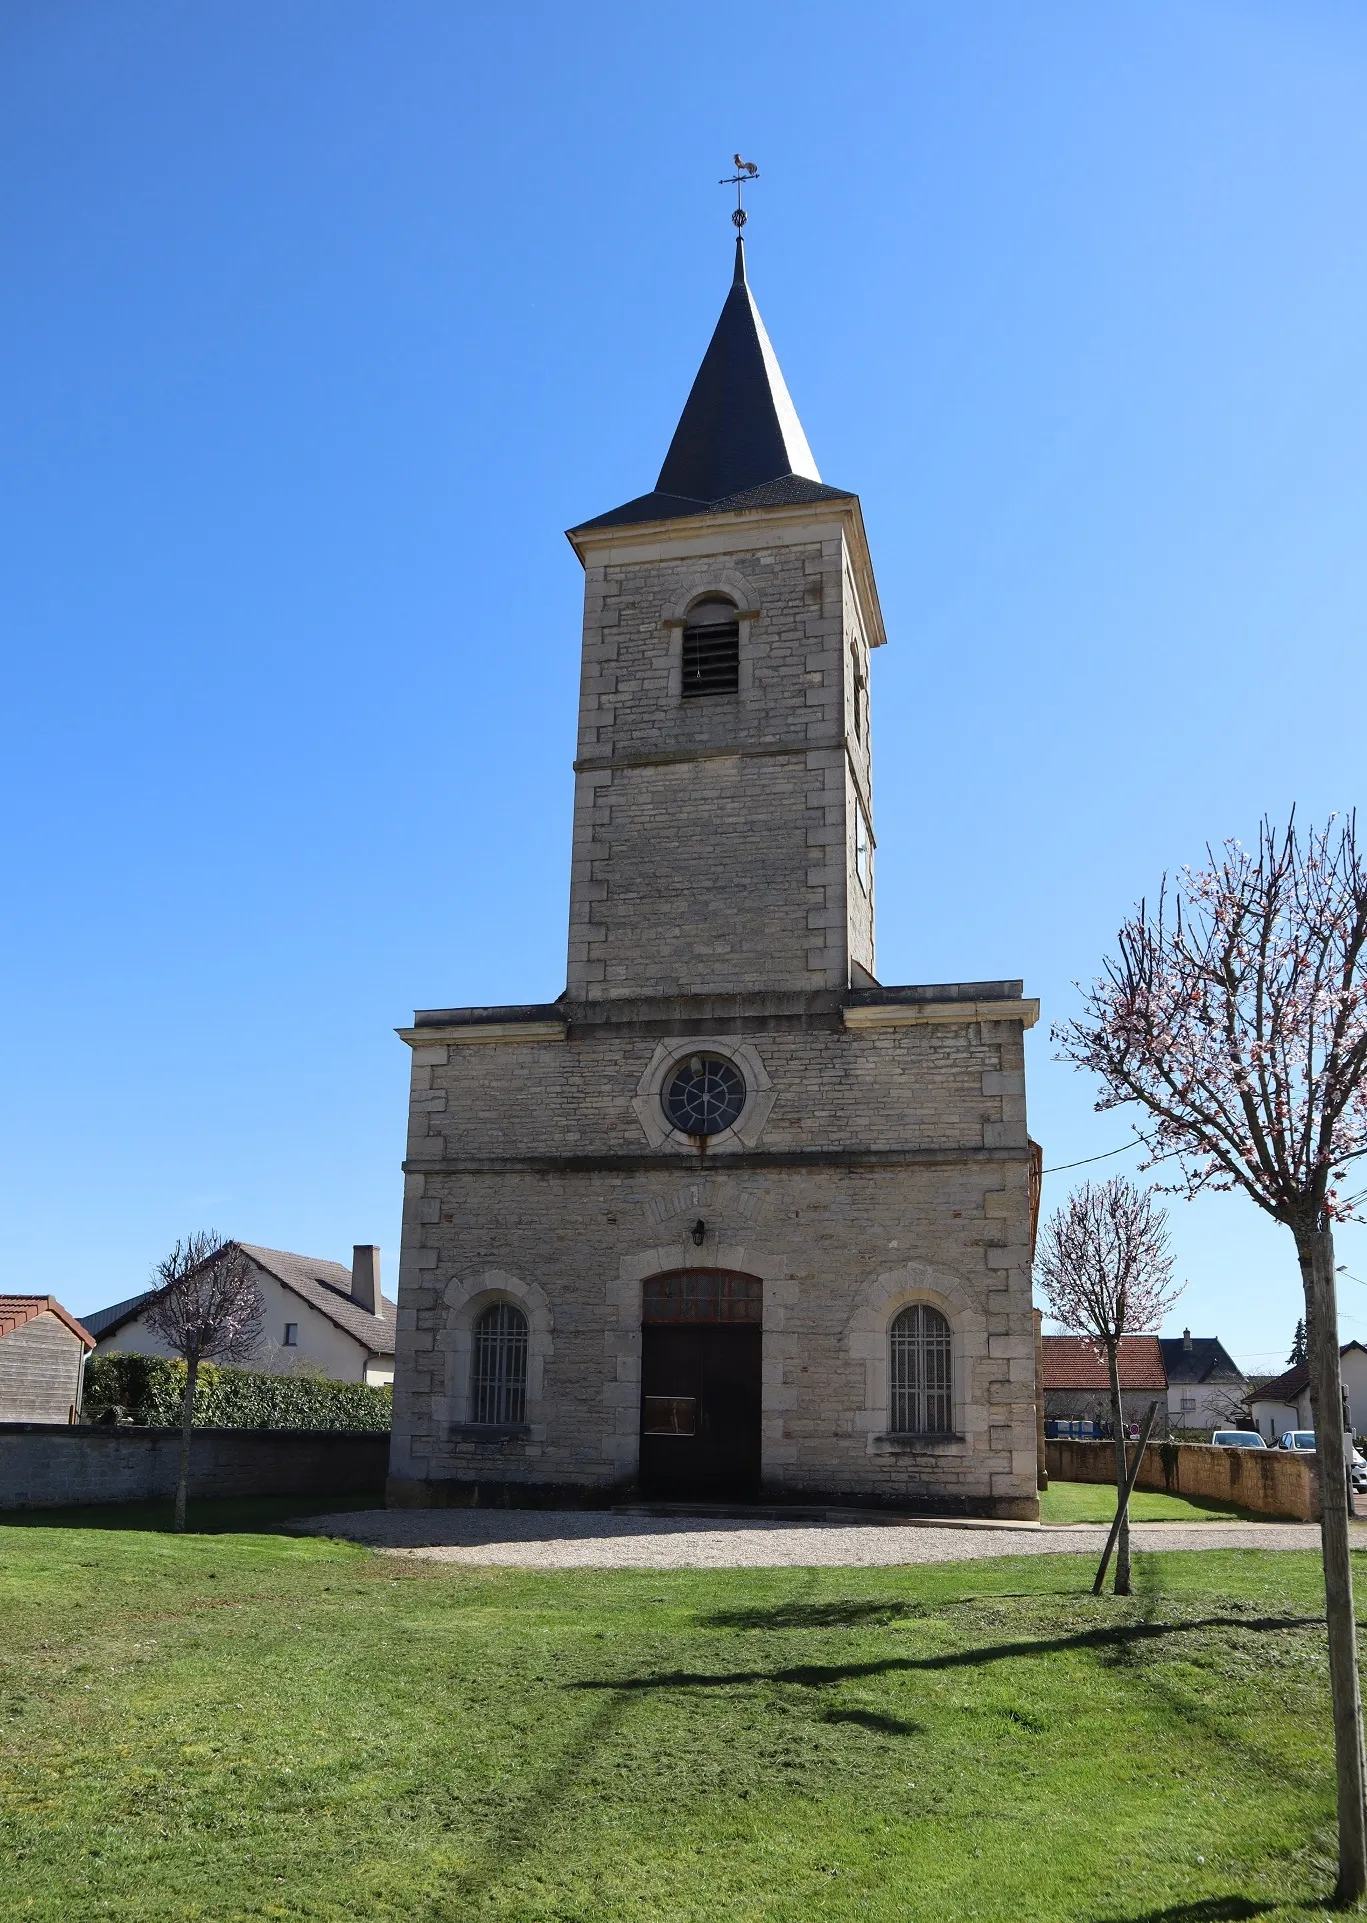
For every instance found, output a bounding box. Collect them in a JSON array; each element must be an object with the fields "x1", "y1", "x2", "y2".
[
  {"x1": 1096, "y1": 1900, "x2": 1285, "y2": 1921},
  {"x1": 821, "y1": 1707, "x2": 922, "y2": 1735},
  {"x1": 568, "y1": 1615, "x2": 1322, "y2": 1695},
  {"x1": 705, "y1": 1599, "x2": 924, "y2": 1631},
  {"x1": 429, "y1": 1692, "x2": 630, "y2": 1921},
  {"x1": 0, "y1": 1494, "x2": 381, "y2": 1535}
]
